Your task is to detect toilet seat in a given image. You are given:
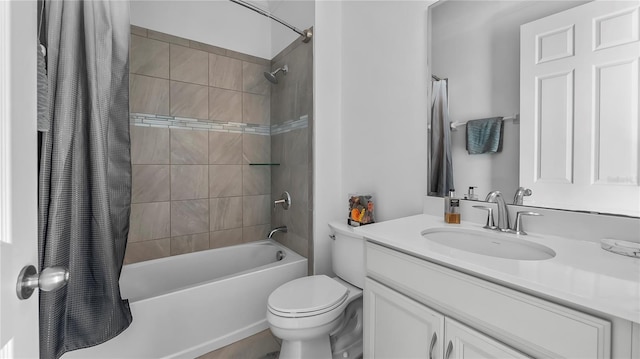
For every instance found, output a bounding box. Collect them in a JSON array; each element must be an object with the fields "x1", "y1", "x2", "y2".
[{"x1": 268, "y1": 275, "x2": 349, "y2": 318}]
